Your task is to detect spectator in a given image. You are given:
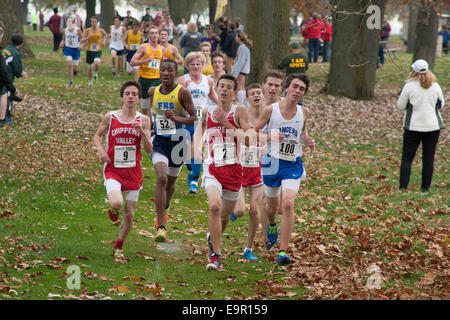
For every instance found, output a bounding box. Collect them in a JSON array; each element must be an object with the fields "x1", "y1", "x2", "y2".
[
  {"x1": 179, "y1": 21, "x2": 202, "y2": 57},
  {"x1": 222, "y1": 22, "x2": 239, "y2": 74},
  {"x1": 158, "y1": 13, "x2": 176, "y2": 44},
  {"x1": 176, "y1": 18, "x2": 188, "y2": 38},
  {"x1": 321, "y1": 19, "x2": 332, "y2": 62},
  {"x1": 60, "y1": 5, "x2": 83, "y2": 33},
  {"x1": 125, "y1": 10, "x2": 137, "y2": 28},
  {"x1": 26, "y1": 13, "x2": 32, "y2": 32},
  {"x1": 153, "y1": 11, "x2": 163, "y2": 27},
  {"x1": 200, "y1": 41, "x2": 214, "y2": 76},
  {"x1": 304, "y1": 12, "x2": 323, "y2": 63},
  {"x1": 397, "y1": 59, "x2": 445, "y2": 192},
  {"x1": 438, "y1": 25, "x2": 449, "y2": 55},
  {"x1": 39, "y1": 10, "x2": 44, "y2": 32},
  {"x1": 233, "y1": 17, "x2": 244, "y2": 32},
  {"x1": 277, "y1": 41, "x2": 308, "y2": 77},
  {"x1": 378, "y1": 16, "x2": 391, "y2": 68},
  {"x1": 0, "y1": 27, "x2": 18, "y2": 126},
  {"x1": 201, "y1": 24, "x2": 220, "y2": 53},
  {"x1": 48, "y1": 8, "x2": 62, "y2": 52},
  {"x1": 231, "y1": 31, "x2": 253, "y2": 106},
  {"x1": 218, "y1": 20, "x2": 228, "y2": 49},
  {"x1": 141, "y1": 8, "x2": 153, "y2": 28},
  {"x1": 32, "y1": 11, "x2": 38, "y2": 31}
]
